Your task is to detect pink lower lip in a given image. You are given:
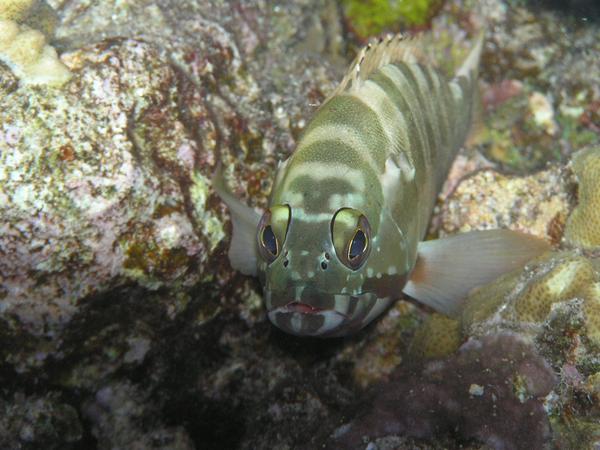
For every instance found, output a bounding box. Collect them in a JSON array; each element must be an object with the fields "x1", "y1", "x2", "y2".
[{"x1": 284, "y1": 301, "x2": 324, "y2": 314}]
